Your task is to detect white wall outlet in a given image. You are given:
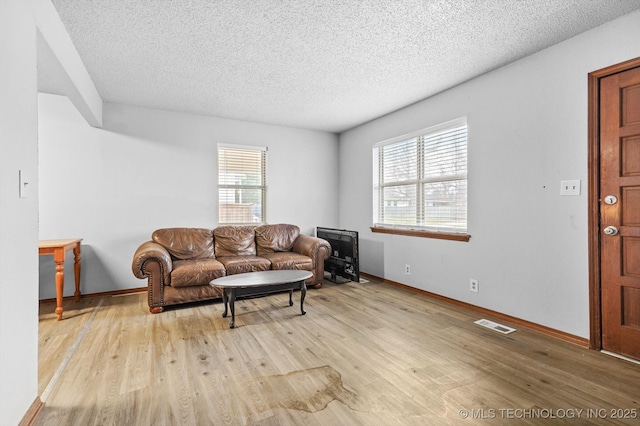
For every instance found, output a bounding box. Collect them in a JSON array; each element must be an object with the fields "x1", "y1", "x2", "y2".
[
  {"x1": 560, "y1": 179, "x2": 580, "y2": 196},
  {"x1": 470, "y1": 278, "x2": 479, "y2": 293},
  {"x1": 405, "y1": 264, "x2": 411, "y2": 275}
]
